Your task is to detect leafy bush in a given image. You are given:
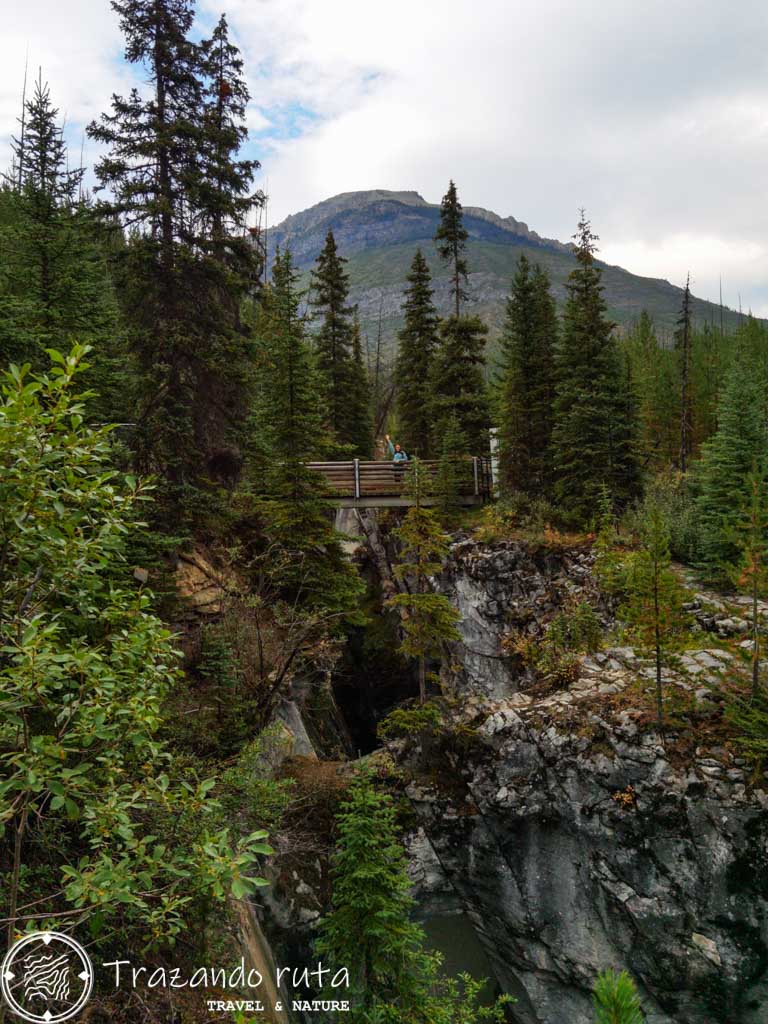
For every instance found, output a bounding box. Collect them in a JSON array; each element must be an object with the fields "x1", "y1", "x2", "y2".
[{"x1": 378, "y1": 703, "x2": 443, "y2": 740}]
